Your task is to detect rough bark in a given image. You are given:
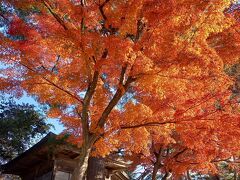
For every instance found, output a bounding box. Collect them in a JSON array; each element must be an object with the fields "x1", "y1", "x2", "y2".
[
  {"x1": 234, "y1": 170, "x2": 238, "y2": 180},
  {"x1": 87, "y1": 157, "x2": 105, "y2": 180},
  {"x1": 162, "y1": 172, "x2": 169, "y2": 180},
  {"x1": 71, "y1": 146, "x2": 91, "y2": 180},
  {"x1": 152, "y1": 149, "x2": 162, "y2": 180},
  {"x1": 71, "y1": 66, "x2": 132, "y2": 179},
  {"x1": 186, "y1": 171, "x2": 191, "y2": 180},
  {"x1": 209, "y1": 174, "x2": 220, "y2": 180},
  {"x1": 152, "y1": 148, "x2": 162, "y2": 180},
  {"x1": 152, "y1": 166, "x2": 159, "y2": 180},
  {"x1": 71, "y1": 134, "x2": 100, "y2": 180}
]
